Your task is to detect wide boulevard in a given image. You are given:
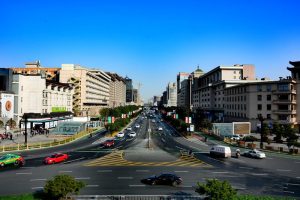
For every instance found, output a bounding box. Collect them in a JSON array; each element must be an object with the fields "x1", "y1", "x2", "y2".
[{"x1": 0, "y1": 113, "x2": 299, "y2": 198}]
